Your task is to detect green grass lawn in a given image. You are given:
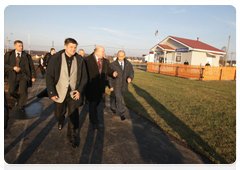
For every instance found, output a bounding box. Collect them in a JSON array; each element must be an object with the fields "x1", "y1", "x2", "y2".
[{"x1": 106, "y1": 71, "x2": 236, "y2": 164}]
